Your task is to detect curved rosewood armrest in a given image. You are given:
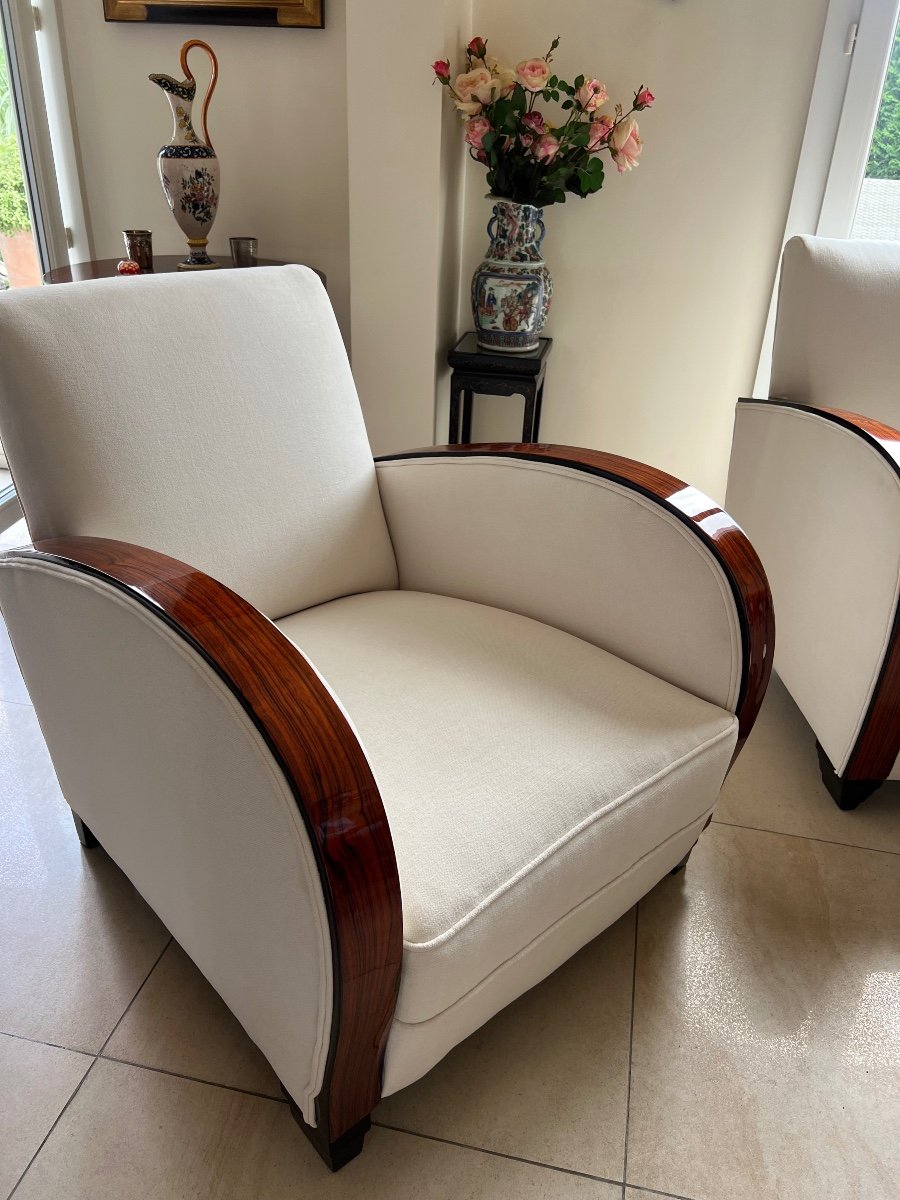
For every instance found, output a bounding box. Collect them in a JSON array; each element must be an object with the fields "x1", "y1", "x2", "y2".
[
  {"x1": 380, "y1": 442, "x2": 775, "y2": 759},
  {"x1": 744, "y1": 396, "x2": 900, "y2": 781},
  {"x1": 17, "y1": 536, "x2": 402, "y2": 1150}
]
